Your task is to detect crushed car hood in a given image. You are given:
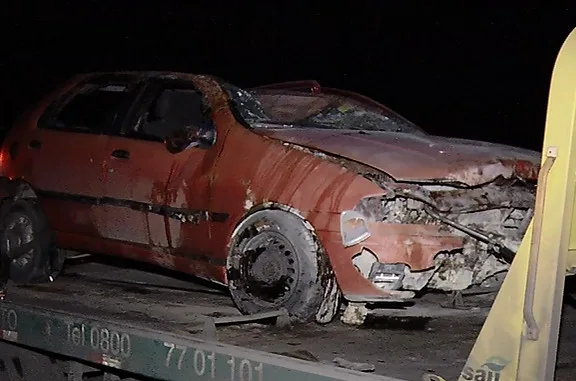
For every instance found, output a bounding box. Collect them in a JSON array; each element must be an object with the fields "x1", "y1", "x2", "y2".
[{"x1": 258, "y1": 128, "x2": 541, "y2": 186}]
